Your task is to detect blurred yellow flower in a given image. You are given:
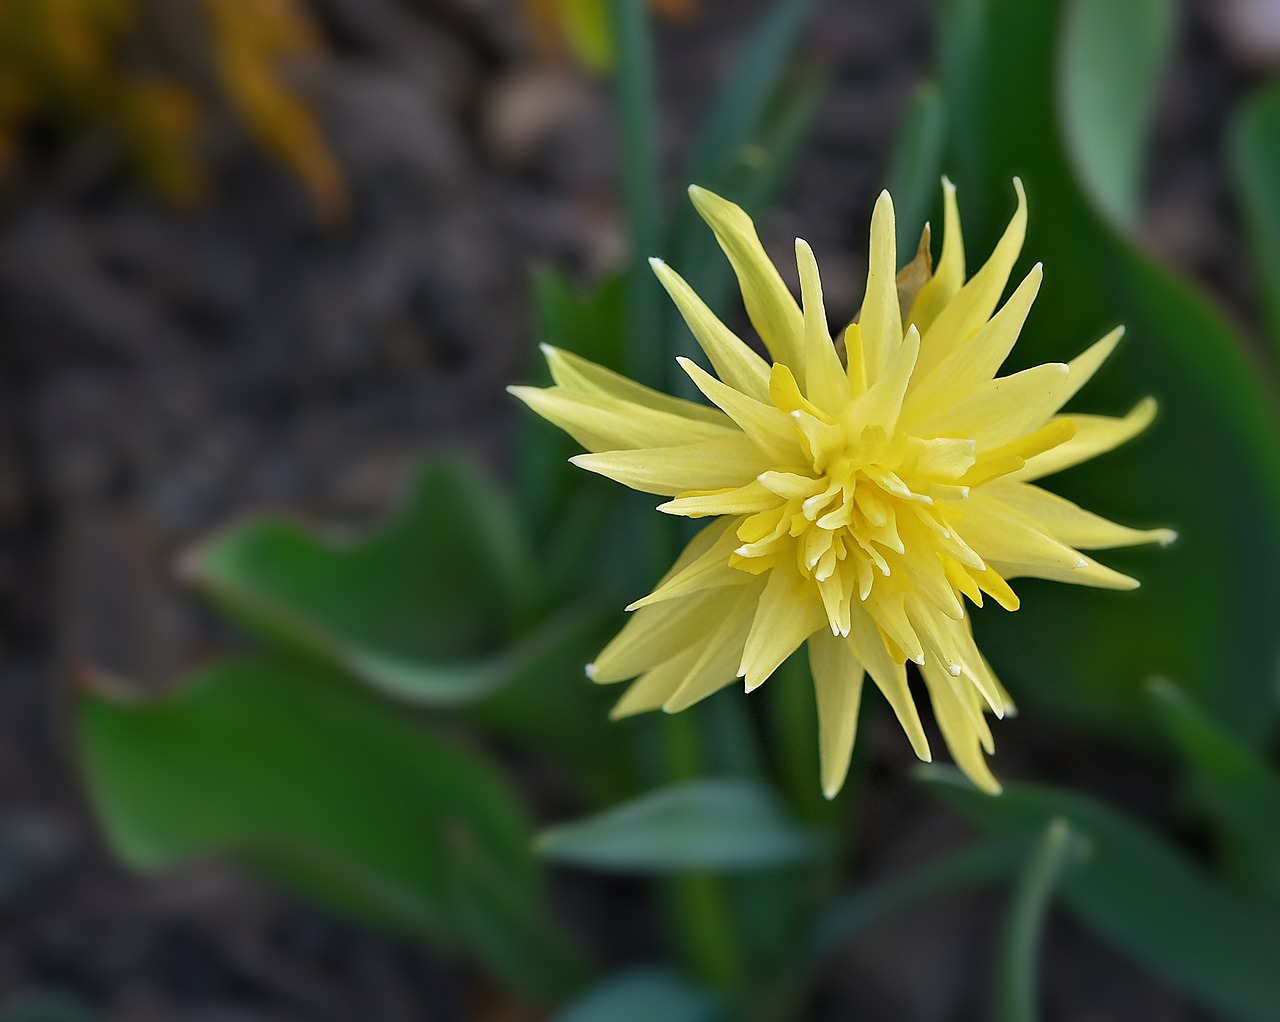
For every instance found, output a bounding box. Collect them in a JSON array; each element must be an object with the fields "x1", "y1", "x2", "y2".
[{"x1": 512, "y1": 181, "x2": 1173, "y2": 797}]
